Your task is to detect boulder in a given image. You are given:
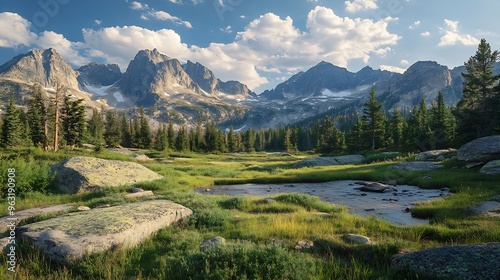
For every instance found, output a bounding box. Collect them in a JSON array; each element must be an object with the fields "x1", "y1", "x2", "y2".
[
  {"x1": 464, "y1": 201, "x2": 500, "y2": 217},
  {"x1": 392, "y1": 162, "x2": 444, "y2": 171},
  {"x1": 51, "y1": 156, "x2": 164, "y2": 193},
  {"x1": 391, "y1": 243, "x2": 500, "y2": 280},
  {"x1": 0, "y1": 204, "x2": 74, "y2": 234},
  {"x1": 295, "y1": 155, "x2": 364, "y2": 167},
  {"x1": 415, "y1": 149, "x2": 457, "y2": 161},
  {"x1": 457, "y1": 135, "x2": 500, "y2": 162},
  {"x1": 200, "y1": 236, "x2": 226, "y2": 251},
  {"x1": 132, "y1": 154, "x2": 154, "y2": 162},
  {"x1": 344, "y1": 234, "x2": 371, "y2": 244},
  {"x1": 19, "y1": 200, "x2": 192, "y2": 264},
  {"x1": 480, "y1": 160, "x2": 500, "y2": 175}
]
